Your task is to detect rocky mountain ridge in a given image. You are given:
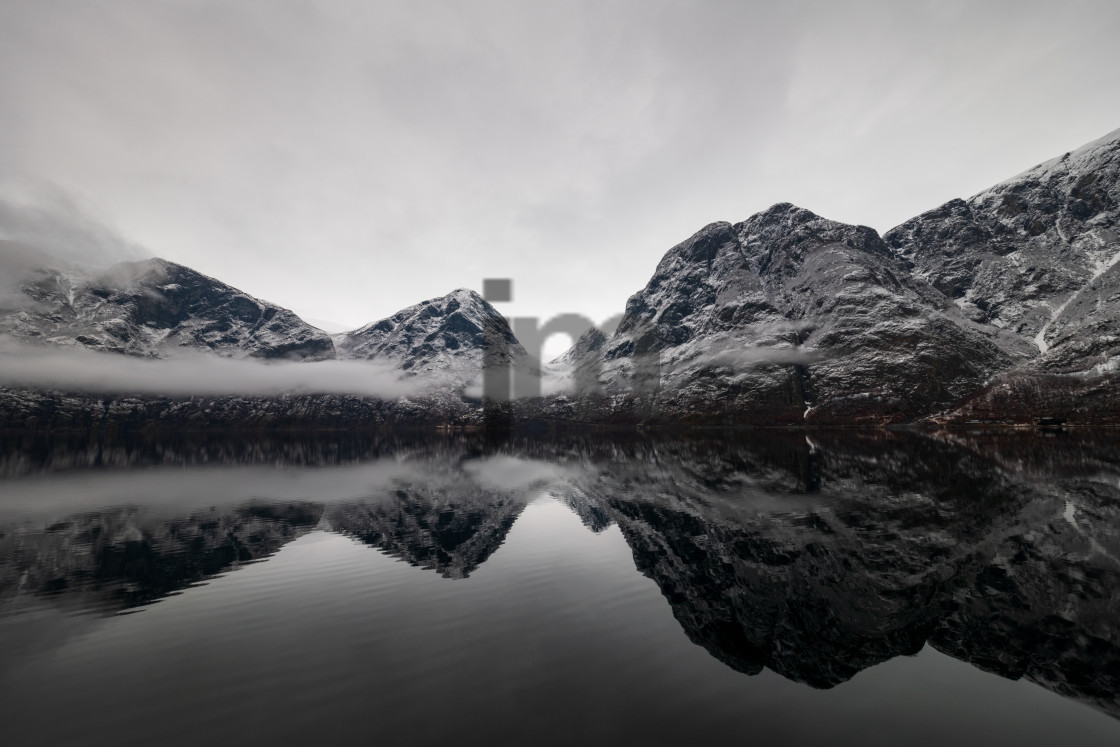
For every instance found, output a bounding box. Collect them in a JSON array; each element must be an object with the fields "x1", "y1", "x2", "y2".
[
  {"x1": 885, "y1": 127, "x2": 1120, "y2": 374},
  {"x1": 538, "y1": 128, "x2": 1120, "y2": 425},
  {"x1": 334, "y1": 287, "x2": 533, "y2": 394},
  {"x1": 557, "y1": 203, "x2": 1018, "y2": 425},
  {"x1": 1, "y1": 128, "x2": 1119, "y2": 426},
  {"x1": 0, "y1": 249, "x2": 335, "y2": 361}
]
